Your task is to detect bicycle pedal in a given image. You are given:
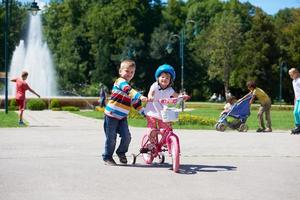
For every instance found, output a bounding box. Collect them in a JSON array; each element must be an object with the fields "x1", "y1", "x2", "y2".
[{"x1": 139, "y1": 148, "x2": 149, "y2": 153}]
